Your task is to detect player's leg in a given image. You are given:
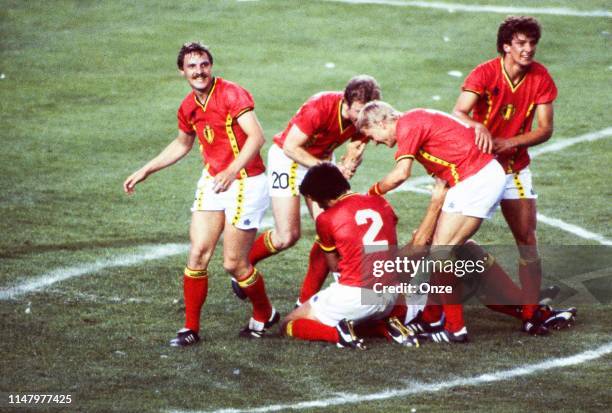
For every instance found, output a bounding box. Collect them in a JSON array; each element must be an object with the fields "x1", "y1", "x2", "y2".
[
  {"x1": 249, "y1": 195, "x2": 301, "y2": 265},
  {"x1": 297, "y1": 197, "x2": 330, "y2": 304},
  {"x1": 223, "y1": 221, "x2": 279, "y2": 338},
  {"x1": 249, "y1": 144, "x2": 304, "y2": 265},
  {"x1": 170, "y1": 210, "x2": 225, "y2": 347}
]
